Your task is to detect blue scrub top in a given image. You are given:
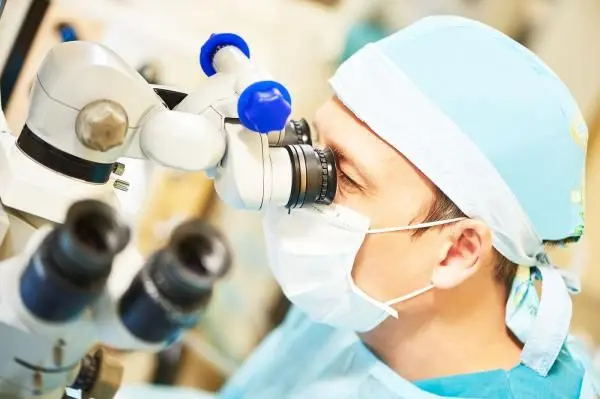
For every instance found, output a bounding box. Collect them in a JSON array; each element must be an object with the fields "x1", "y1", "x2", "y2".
[{"x1": 217, "y1": 307, "x2": 585, "y2": 399}]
